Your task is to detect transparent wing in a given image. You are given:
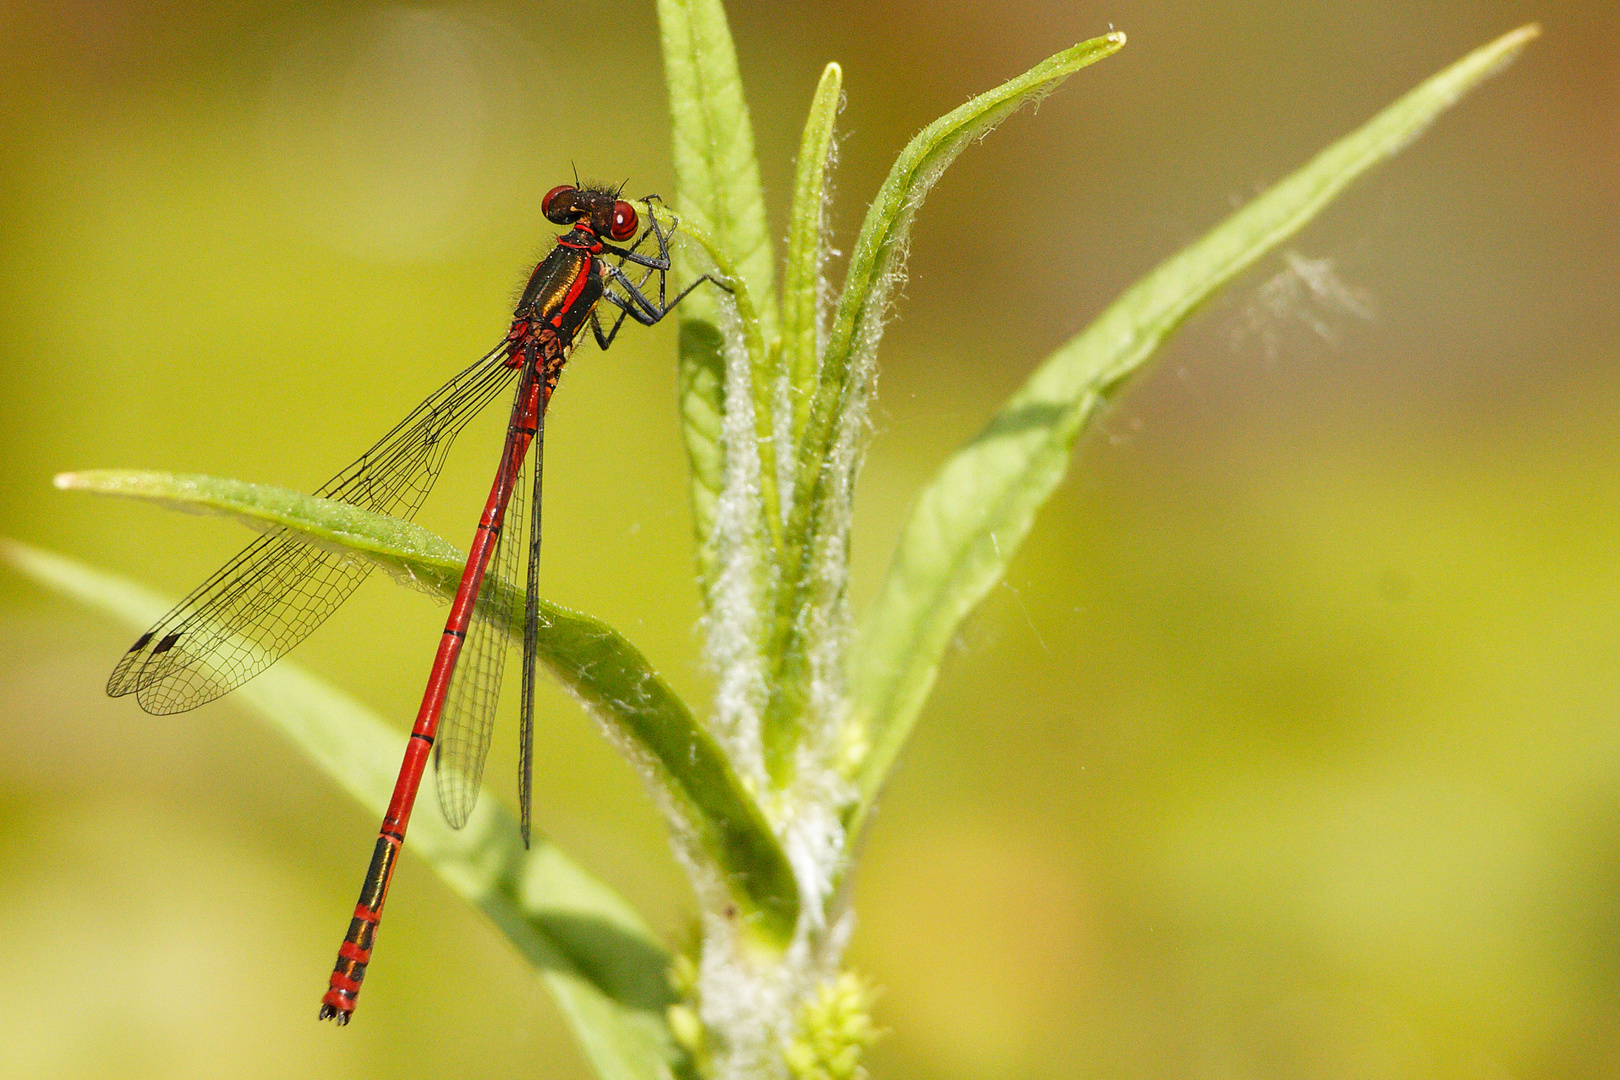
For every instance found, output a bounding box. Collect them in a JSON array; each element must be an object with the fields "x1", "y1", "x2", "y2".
[
  {"x1": 108, "y1": 345, "x2": 521, "y2": 714},
  {"x1": 433, "y1": 416, "x2": 531, "y2": 829},
  {"x1": 517, "y1": 408, "x2": 546, "y2": 846}
]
